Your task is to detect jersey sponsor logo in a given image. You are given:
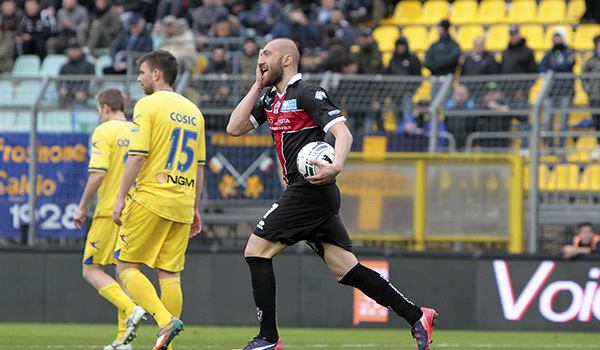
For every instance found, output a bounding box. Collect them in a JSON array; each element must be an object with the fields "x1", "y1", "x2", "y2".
[
  {"x1": 156, "y1": 172, "x2": 166, "y2": 183},
  {"x1": 328, "y1": 109, "x2": 341, "y2": 116},
  {"x1": 315, "y1": 91, "x2": 327, "y2": 100},
  {"x1": 281, "y1": 99, "x2": 297, "y2": 112},
  {"x1": 117, "y1": 139, "x2": 129, "y2": 147},
  {"x1": 170, "y1": 112, "x2": 197, "y2": 126},
  {"x1": 167, "y1": 174, "x2": 195, "y2": 188}
]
